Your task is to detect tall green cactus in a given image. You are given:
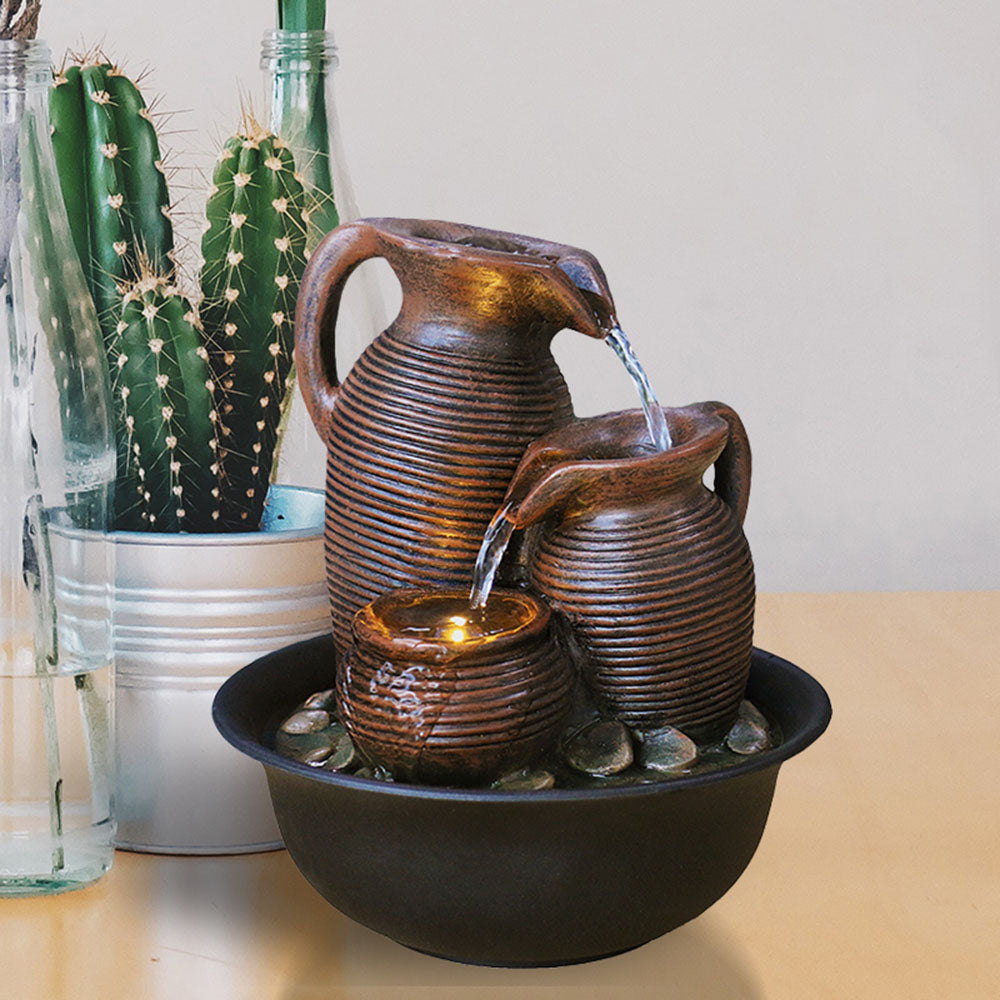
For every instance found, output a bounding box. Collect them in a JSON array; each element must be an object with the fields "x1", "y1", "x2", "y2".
[
  {"x1": 200, "y1": 122, "x2": 307, "y2": 529},
  {"x1": 49, "y1": 60, "x2": 173, "y2": 339},
  {"x1": 48, "y1": 57, "x2": 310, "y2": 533},
  {"x1": 109, "y1": 267, "x2": 223, "y2": 532}
]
